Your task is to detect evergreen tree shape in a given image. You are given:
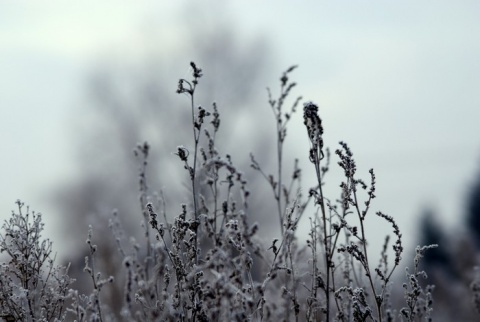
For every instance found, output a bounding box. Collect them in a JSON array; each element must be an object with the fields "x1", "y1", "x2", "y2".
[
  {"x1": 466, "y1": 169, "x2": 480, "y2": 249},
  {"x1": 418, "y1": 209, "x2": 453, "y2": 277}
]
